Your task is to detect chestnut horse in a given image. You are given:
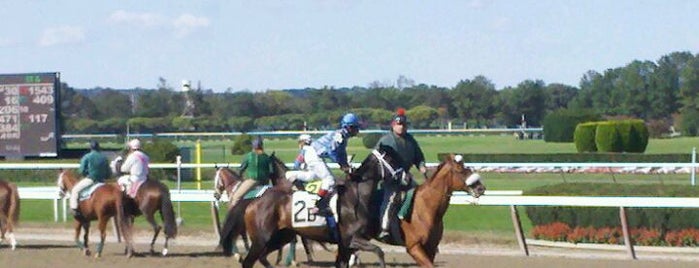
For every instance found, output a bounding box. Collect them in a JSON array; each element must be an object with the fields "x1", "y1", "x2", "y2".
[
  {"x1": 122, "y1": 178, "x2": 178, "y2": 256},
  {"x1": 215, "y1": 158, "x2": 316, "y2": 266},
  {"x1": 390, "y1": 154, "x2": 486, "y2": 267},
  {"x1": 223, "y1": 146, "x2": 407, "y2": 268},
  {"x1": 0, "y1": 179, "x2": 20, "y2": 250},
  {"x1": 57, "y1": 170, "x2": 134, "y2": 257}
]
